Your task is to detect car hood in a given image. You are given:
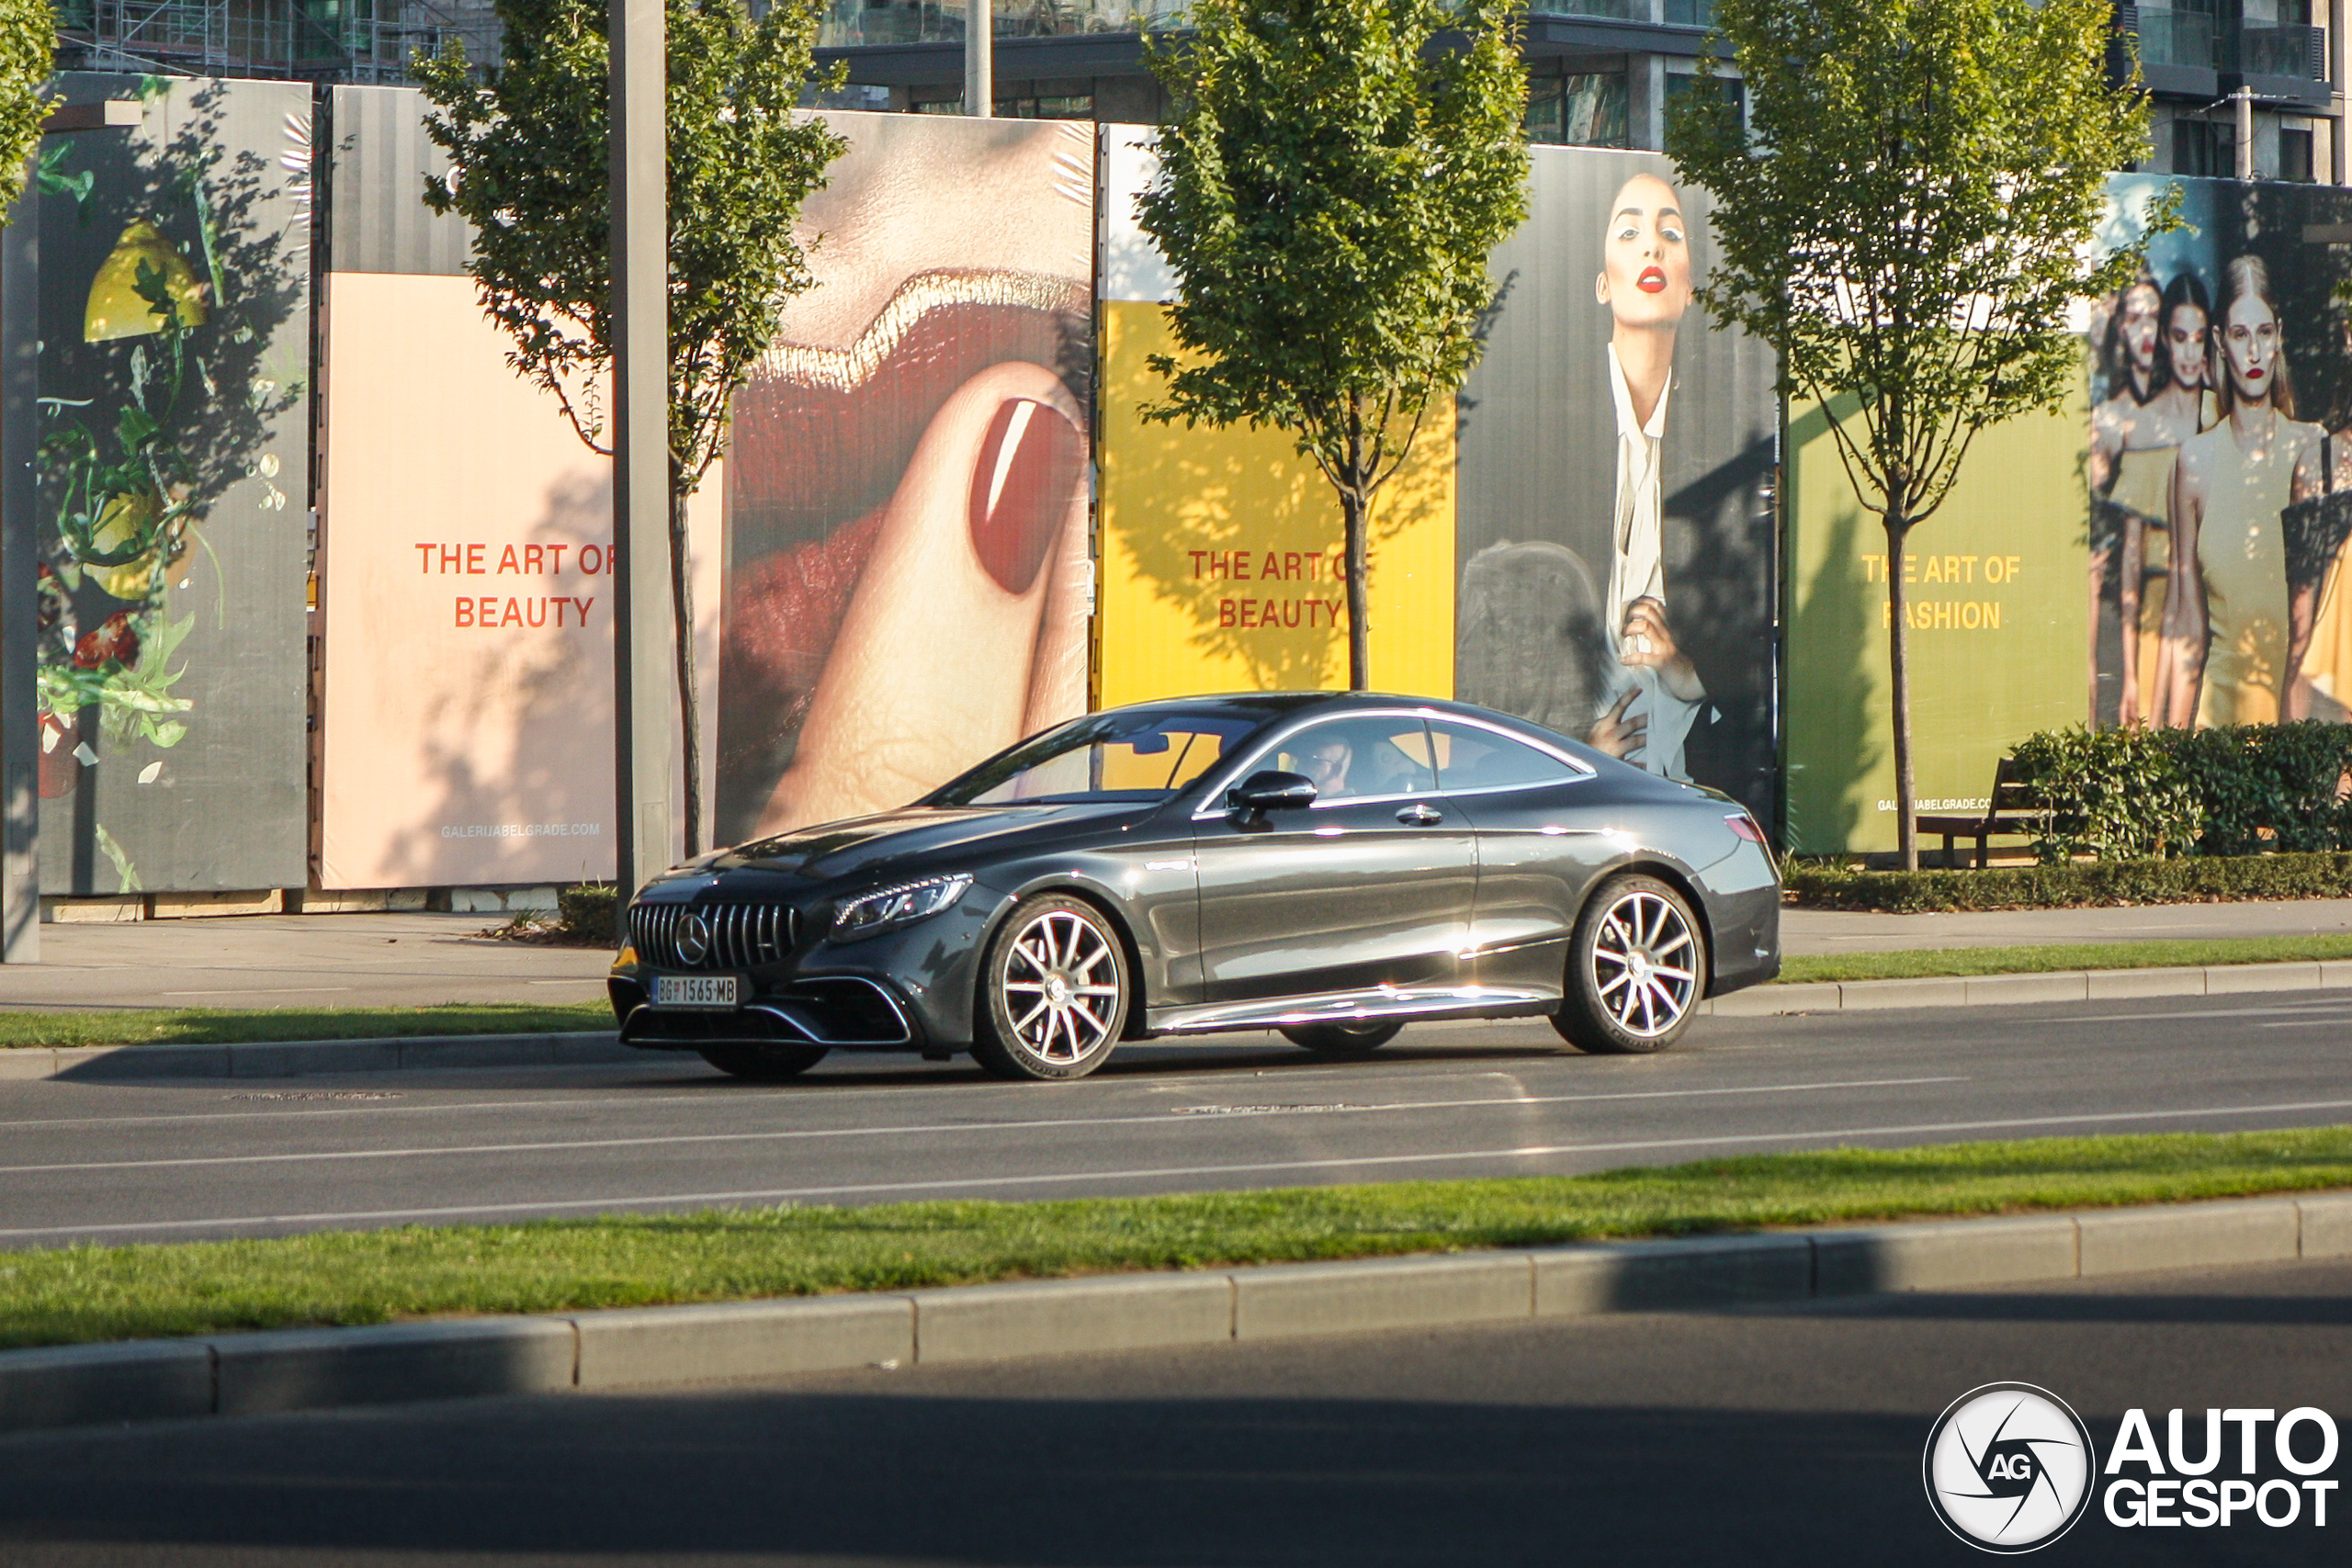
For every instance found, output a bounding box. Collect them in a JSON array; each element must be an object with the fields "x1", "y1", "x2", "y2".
[{"x1": 695, "y1": 800, "x2": 1157, "y2": 884}]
